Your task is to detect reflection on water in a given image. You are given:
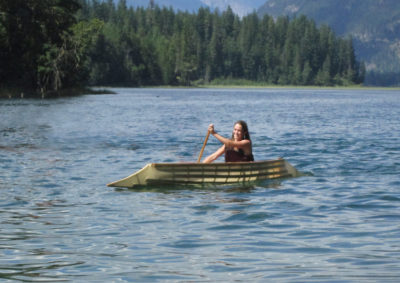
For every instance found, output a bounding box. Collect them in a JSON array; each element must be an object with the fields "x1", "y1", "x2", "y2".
[{"x1": 1, "y1": 88, "x2": 400, "y2": 281}]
